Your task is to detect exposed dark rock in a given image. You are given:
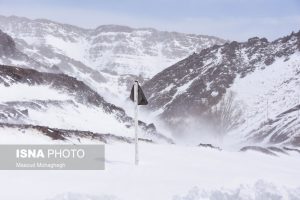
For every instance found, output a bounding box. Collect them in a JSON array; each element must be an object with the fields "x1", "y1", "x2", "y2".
[
  {"x1": 283, "y1": 147, "x2": 300, "y2": 154},
  {"x1": 240, "y1": 146, "x2": 277, "y2": 156},
  {"x1": 198, "y1": 143, "x2": 221, "y2": 151},
  {"x1": 267, "y1": 146, "x2": 289, "y2": 155}
]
